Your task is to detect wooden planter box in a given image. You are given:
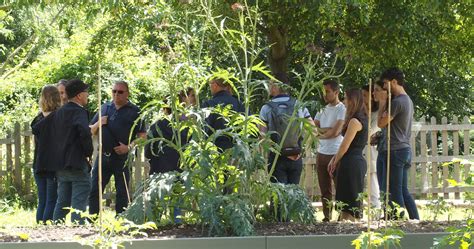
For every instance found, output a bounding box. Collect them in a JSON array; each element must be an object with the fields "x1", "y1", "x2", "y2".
[{"x1": 0, "y1": 232, "x2": 455, "y2": 249}]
